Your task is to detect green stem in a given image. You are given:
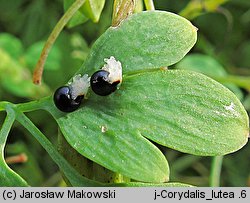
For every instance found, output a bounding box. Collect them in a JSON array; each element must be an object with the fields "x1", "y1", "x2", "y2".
[
  {"x1": 0, "y1": 101, "x2": 11, "y2": 112},
  {"x1": 15, "y1": 110, "x2": 102, "y2": 186},
  {"x1": 33, "y1": 0, "x2": 86, "y2": 85},
  {"x1": 210, "y1": 156, "x2": 223, "y2": 187},
  {"x1": 144, "y1": 0, "x2": 155, "y2": 10},
  {"x1": 16, "y1": 96, "x2": 52, "y2": 112},
  {"x1": 213, "y1": 75, "x2": 250, "y2": 91},
  {"x1": 0, "y1": 105, "x2": 28, "y2": 186},
  {"x1": 0, "y1": 106, "x2": 15, "y2": 152}
]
